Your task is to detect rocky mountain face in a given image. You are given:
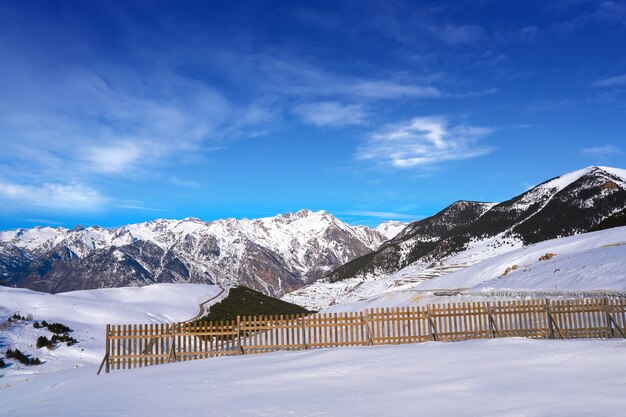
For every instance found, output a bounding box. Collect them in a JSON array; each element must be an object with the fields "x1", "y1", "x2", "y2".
[
  {"x1": 325, "y1": 166, "x2": 626, "y2": 283},
  {"x1": 0, "y1": 210, "x2": 386, "y2": 296},
  {"x1": 327, "y1": 201, "x2": 495, "y2": 282}
]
